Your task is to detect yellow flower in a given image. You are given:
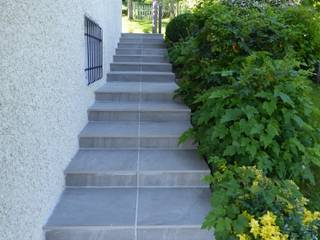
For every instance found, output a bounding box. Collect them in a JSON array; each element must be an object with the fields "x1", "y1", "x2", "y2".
[
  {"x1": 249, "y1": 218, "x2": 260, "y2": 238},
  {"x1": 260, "y1": 211, "x2": 277, "y2": 226},
  {"x1": 303, "y1": 208, "x2": 320, "y2": 225},
  {"x1": 260, "y1": 225, "x2": 278, "y2": 239},
  {"x1": 260, "y1": 225, "x2": 288, "y2": 240},
  {"x1": 237, "y1": 233, "x2": 250, "y2": 240}
]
